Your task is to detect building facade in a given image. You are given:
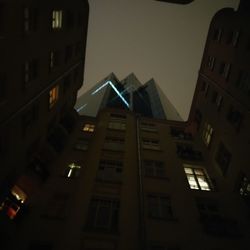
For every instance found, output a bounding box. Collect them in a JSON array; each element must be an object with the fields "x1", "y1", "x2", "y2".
[
  {"x1": 0, "y1": 0, "x2": 89, "y2": 248},
  {"x1": 75, "y1": 73, "x2": 183, "y2": 121},
  {"x1": 1, "y1": 1, "x2": 250, "y2": 250}
]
